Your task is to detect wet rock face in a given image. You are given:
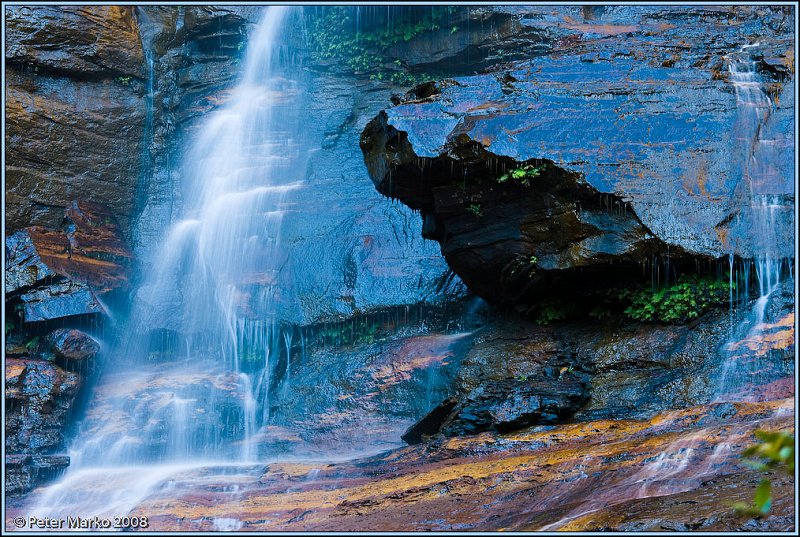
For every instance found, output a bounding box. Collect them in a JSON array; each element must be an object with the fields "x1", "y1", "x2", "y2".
[
  {"x1": 5, "y1": 358, "x2": 80, "y2": 496},
  {"x1": 45, "y1": 329, "x2": 100, "y2": 370},
  {"x1": 5, "y1": 6, "x2": 143, "y2": 77},
  {"x1": 267, "y1": 331, "x2": 475, "y2": 455},
  {"x1": 5, "y1": 201, "x2": 132, "y2": 324},
  {"x1": 5, "y1": 6, "x2": 146, "y2": 238},
  {"x1": 403, "y1": 377, "x2": 588, "y2": 443},
  {"x1": 118, "y1": 399, "x2": 794, "y2": 532},
  {"x1": 404, "y1": 278, "x2": 794, "y2": 442},
  {"x1": 361, "y1": 5, "x2": 794, "y2": 307},
  {"x1": 362, "y1": 114, "x2": 683, "y2": 306}
]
